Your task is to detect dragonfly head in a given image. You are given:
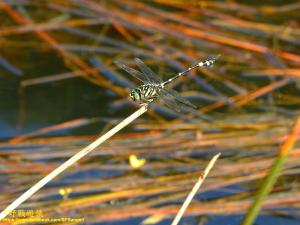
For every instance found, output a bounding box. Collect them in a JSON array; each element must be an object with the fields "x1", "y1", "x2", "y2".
[{"x1": 130, "y1": 89, "x2": 140, "y2": 101}]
